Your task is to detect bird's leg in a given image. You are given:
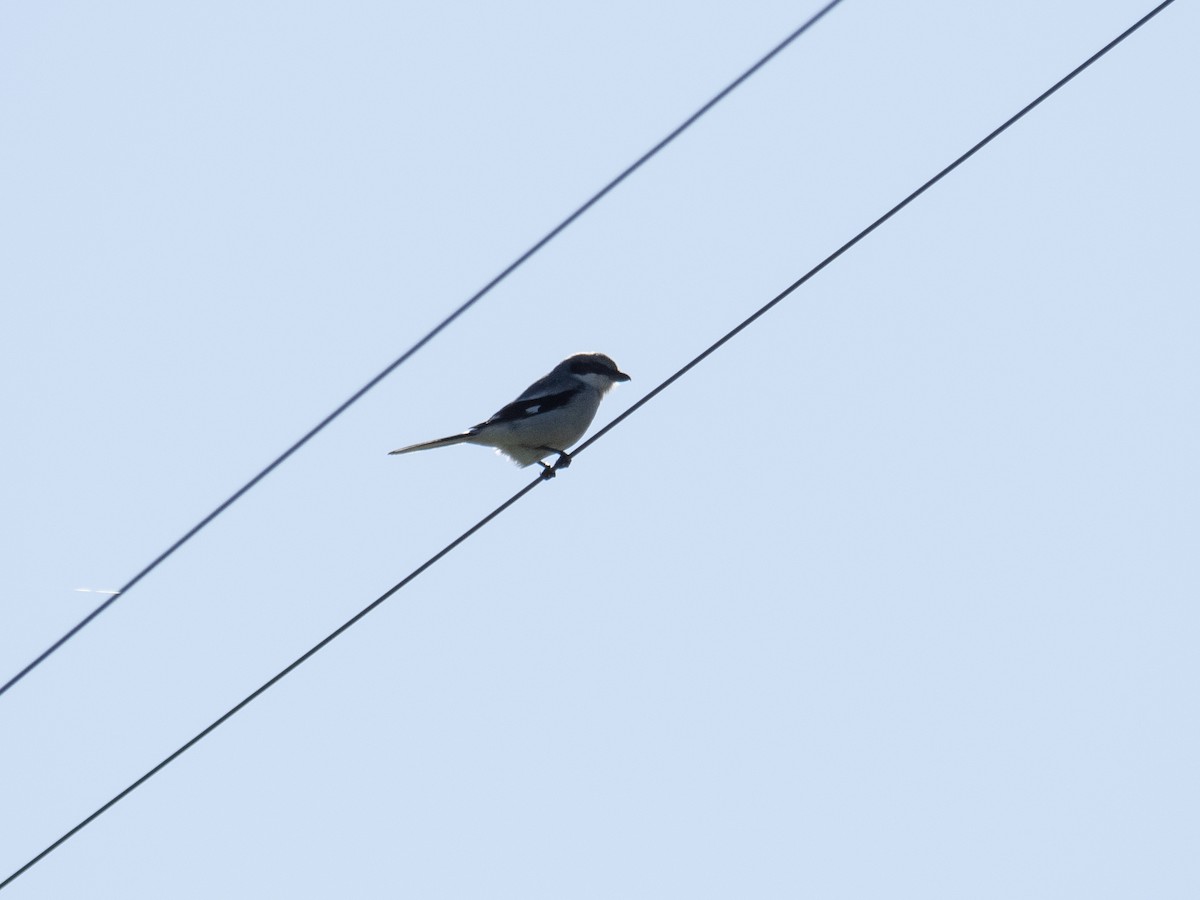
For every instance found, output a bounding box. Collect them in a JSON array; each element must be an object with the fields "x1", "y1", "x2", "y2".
[{"x1": 537, "y1": 447, "x2": 572, "y2": 480}]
